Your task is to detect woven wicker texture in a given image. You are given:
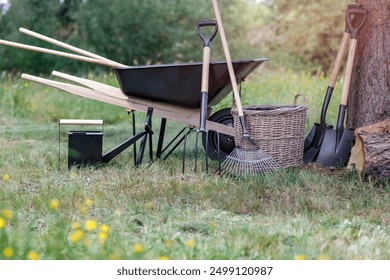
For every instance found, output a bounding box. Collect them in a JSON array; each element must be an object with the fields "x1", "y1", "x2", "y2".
[{"x1": 231, "y1": 95, "x2": 308, "y2": 168}]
